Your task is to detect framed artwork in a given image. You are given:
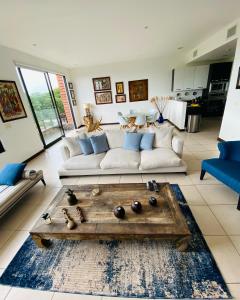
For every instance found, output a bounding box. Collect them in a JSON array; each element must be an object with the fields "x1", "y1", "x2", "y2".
[
  {"x1": 95, "y1": 91, "x2": 113, "y2": 105},
  {"x1": 70, "y1": 90, "x2": 75, "y2": 100},
  {"x1": 93, "y1": 77, "x2": 111, "y2": 91},
  {"x1": 116, "y1": 82, "x2": 124, "y2": 94},
  {"x1": 115, "y1": 94, "x2": 126, "y2": 103},
  {"x1": 236, "y1": 67, "x2": 240, "y2": 89},
  {"x1": 68, "y1": 82, "x2": 73, "y2": 89},
  {"x1": 128, "y1": 79, "x2": 148, "y2": 102},
  {"x1": 0, "y1": 80, "x2": 27, "y2": 122}
]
